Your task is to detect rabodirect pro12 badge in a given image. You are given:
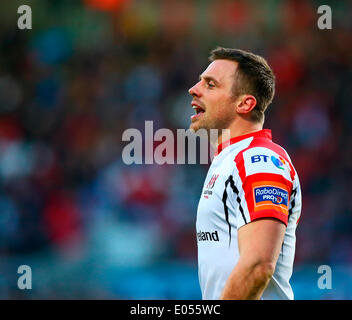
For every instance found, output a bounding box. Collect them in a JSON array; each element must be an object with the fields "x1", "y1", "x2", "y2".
[{"x1": 252, "y1": 181, "x2": 289, "y2": 214}]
